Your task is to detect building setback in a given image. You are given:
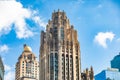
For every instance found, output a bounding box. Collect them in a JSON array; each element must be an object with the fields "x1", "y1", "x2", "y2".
[
  {"x1": 15, "y1": 44, "x2": 39, "y2": 80},
  {"x1": 0, "y1": 56, "x2": 4, "y2": 80},
  {"x1": 39, "y1": 10, "x2": 81, "y2": 80}
]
